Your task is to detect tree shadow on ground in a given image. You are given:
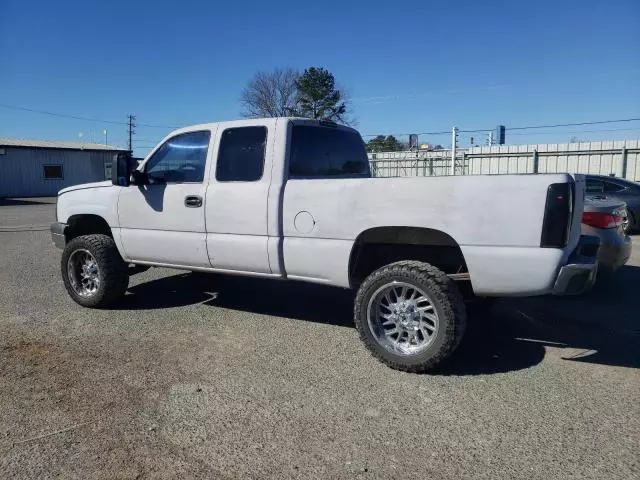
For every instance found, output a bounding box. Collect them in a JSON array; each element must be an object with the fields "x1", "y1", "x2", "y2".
[{"x1": 119, "y1": 267, "x2": 640, "y2": 375}]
